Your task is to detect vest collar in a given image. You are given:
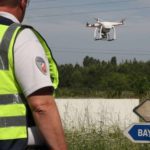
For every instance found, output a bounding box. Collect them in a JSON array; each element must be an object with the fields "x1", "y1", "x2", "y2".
[
  {"x1": 0, "y1": 12, "x2": 20, "y2": 25},
  {"x1": 0, "y1": 16, "x2": 14, "y2": 25}
]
